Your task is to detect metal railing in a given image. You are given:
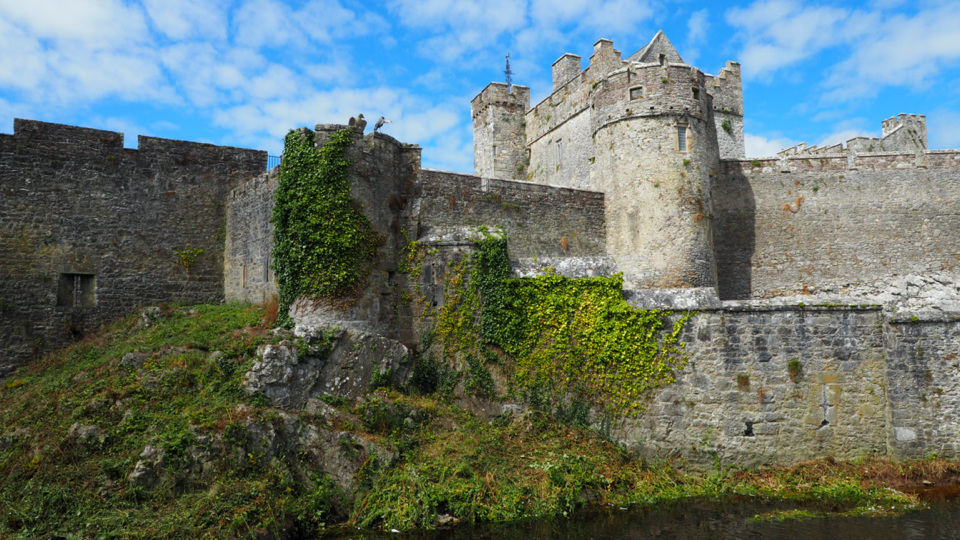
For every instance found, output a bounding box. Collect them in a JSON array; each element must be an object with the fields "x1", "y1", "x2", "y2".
[{"x1": 267, "y1": 155, "x2": 282, "y2": 170}]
